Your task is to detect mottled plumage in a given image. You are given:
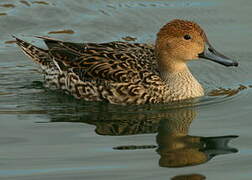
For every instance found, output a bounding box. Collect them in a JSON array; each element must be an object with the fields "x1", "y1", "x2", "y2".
[{"x1": 14, "y1": 19, "x2": 237, "y2": 105}]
